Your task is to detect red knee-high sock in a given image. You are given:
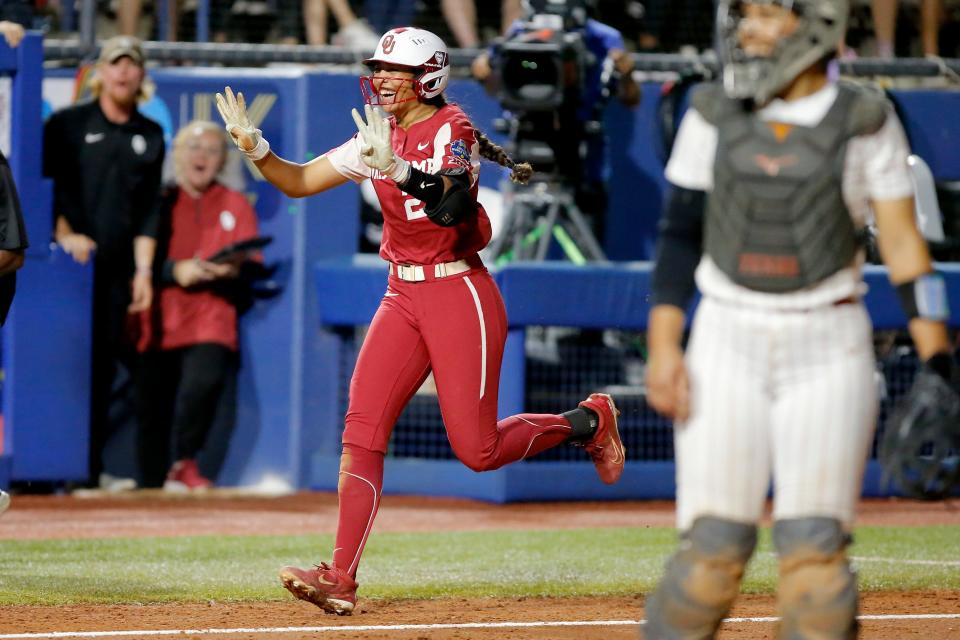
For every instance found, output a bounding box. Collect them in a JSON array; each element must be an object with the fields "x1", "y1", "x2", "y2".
[
  {"x1": 492, "y1": 414, "x2": 572, "y2": 465},
  {"x1": 332, "y1": 444, "x2": 384, "y2": 578}
]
